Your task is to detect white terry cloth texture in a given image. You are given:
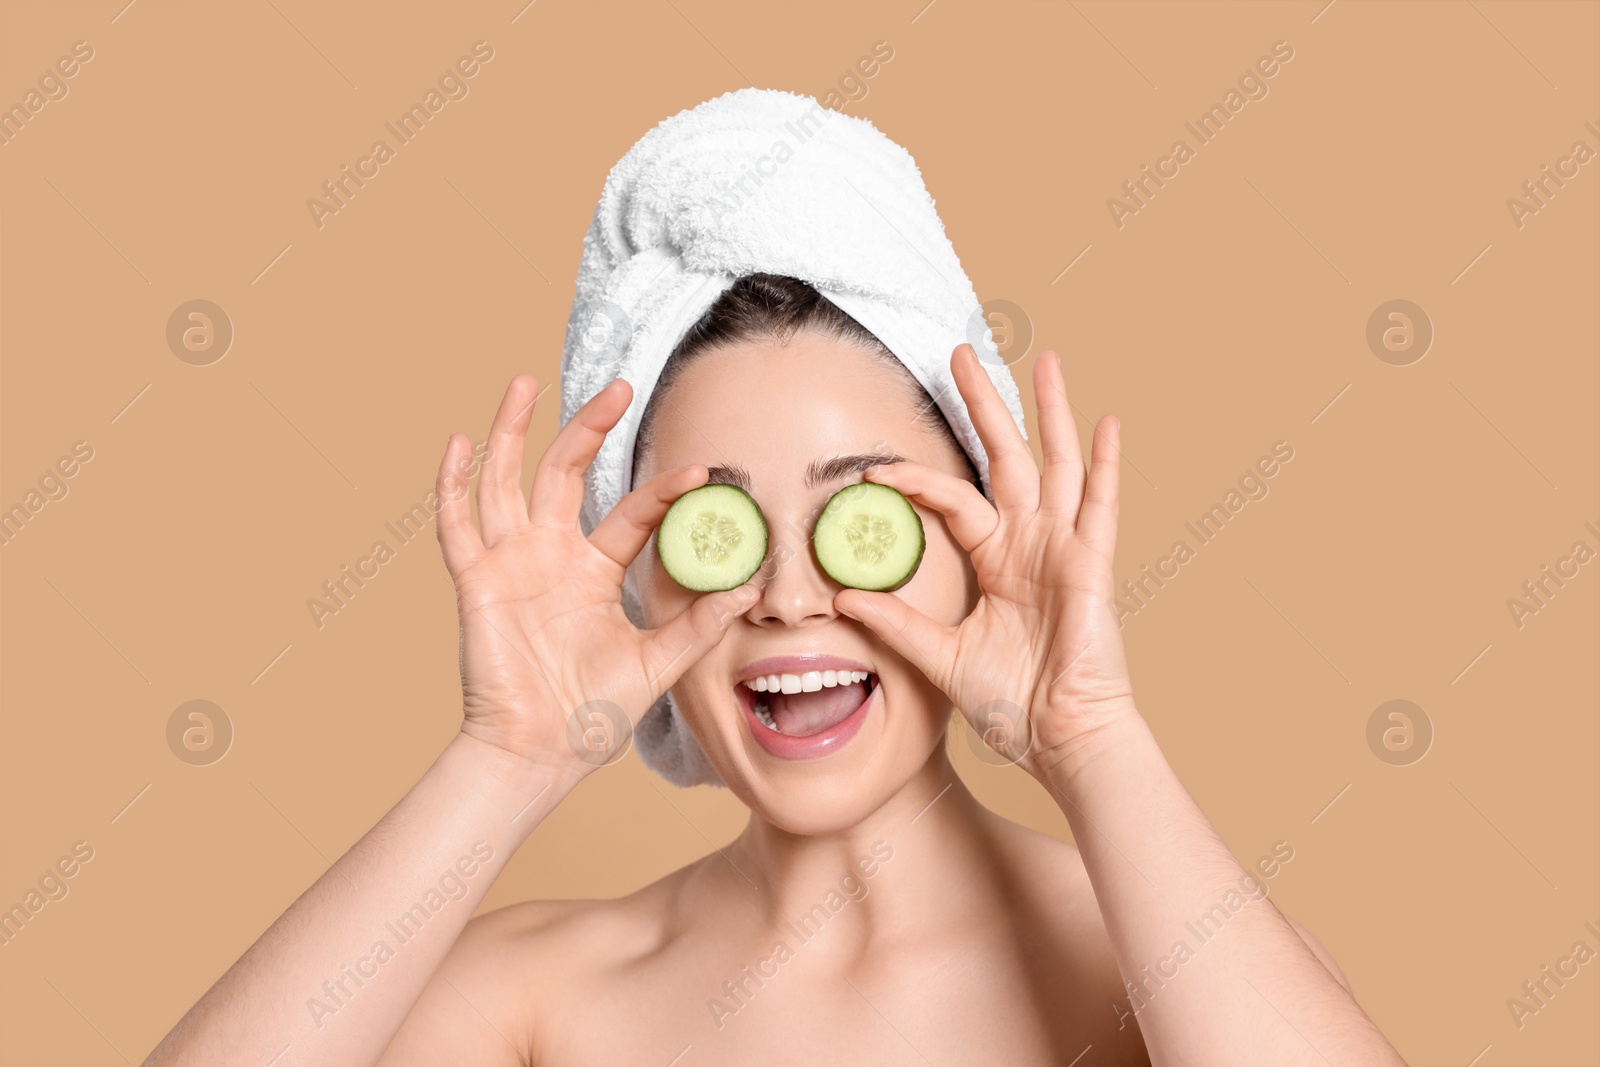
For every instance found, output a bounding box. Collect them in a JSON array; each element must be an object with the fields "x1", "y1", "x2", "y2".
[{"x1": 558, "y1": 86, "x2": 1028, "y2": 788}]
